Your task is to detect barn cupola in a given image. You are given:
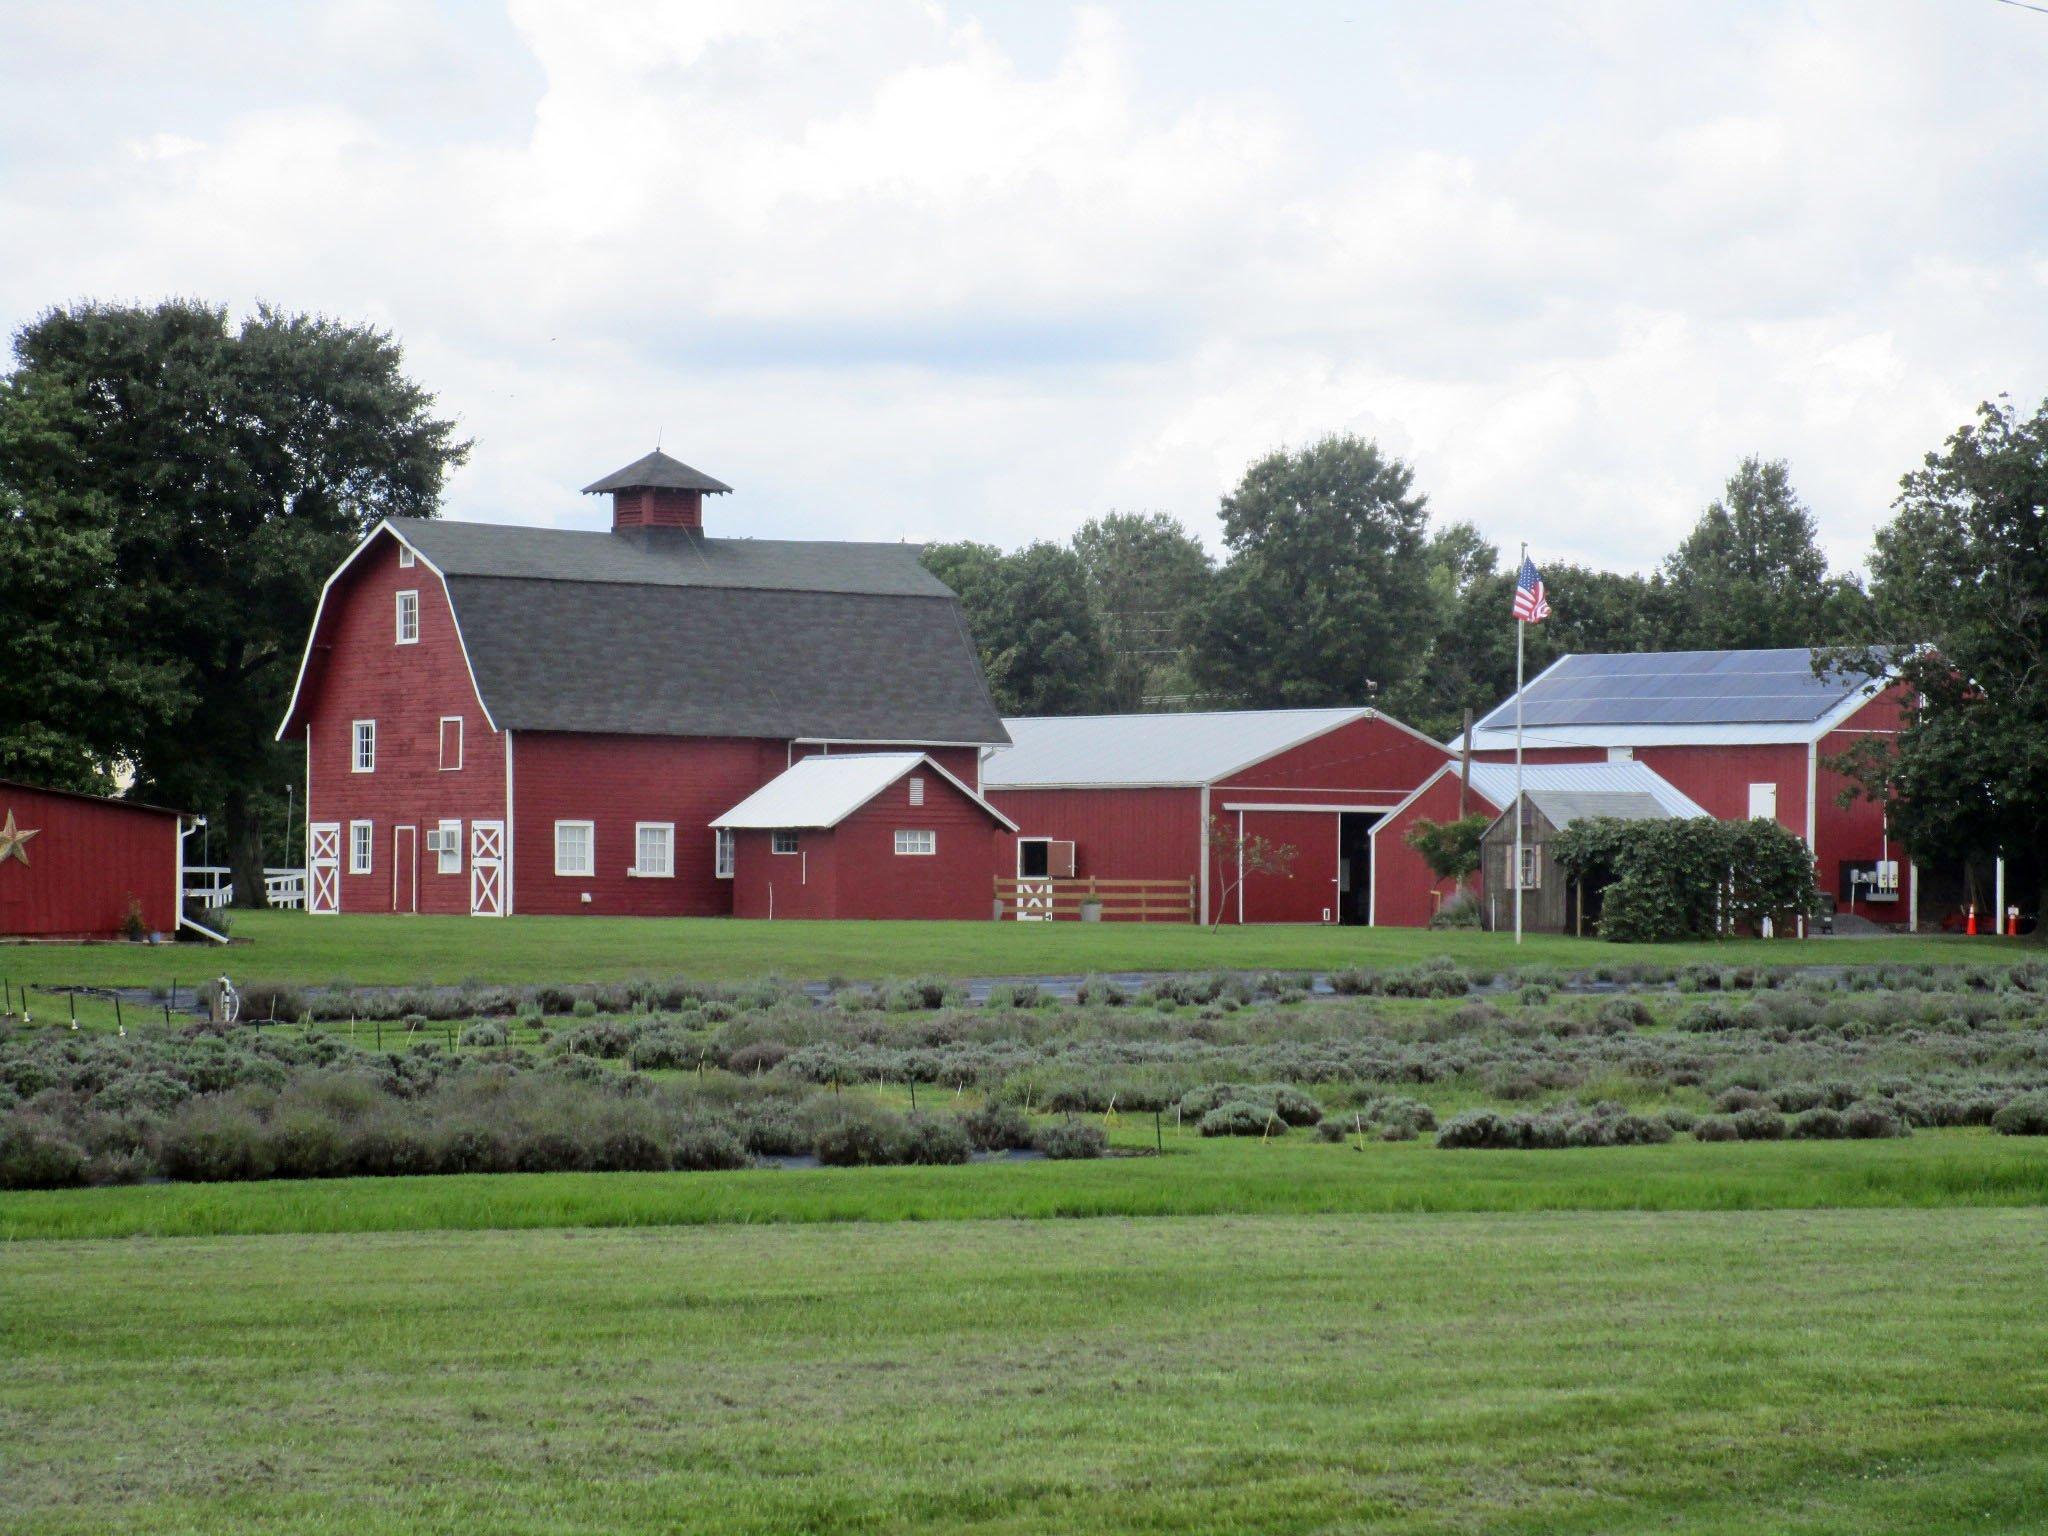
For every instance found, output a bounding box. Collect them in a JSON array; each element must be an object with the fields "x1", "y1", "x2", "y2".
[{"x1": 581, "y1": 449, "x2": 734, "y2": 532}]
